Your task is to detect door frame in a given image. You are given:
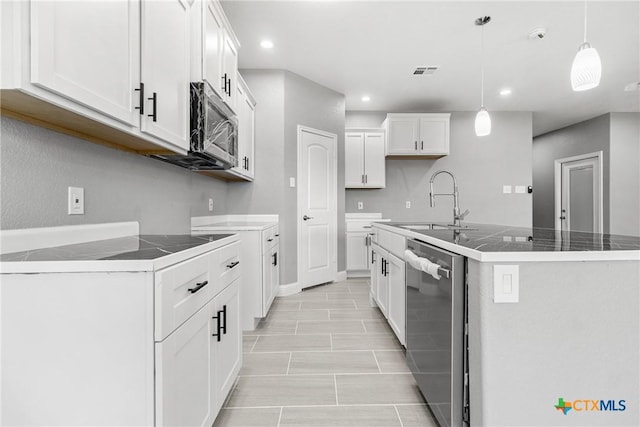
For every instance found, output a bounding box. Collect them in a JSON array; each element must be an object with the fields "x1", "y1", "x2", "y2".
[
  {"x1": 296, "y1": 125, "x2": 338, "y2": 289},
  {"x1": 554, "y1": 151, "x2": 603, "y2": 232}
]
